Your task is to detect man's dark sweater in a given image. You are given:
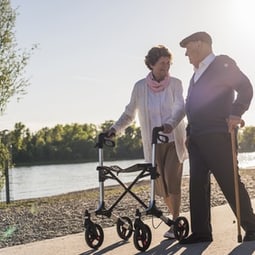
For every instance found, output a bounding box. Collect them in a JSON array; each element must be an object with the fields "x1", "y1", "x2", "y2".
[{"x1": 185, "y1": 55, "x2": 253, "y2": 136}]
